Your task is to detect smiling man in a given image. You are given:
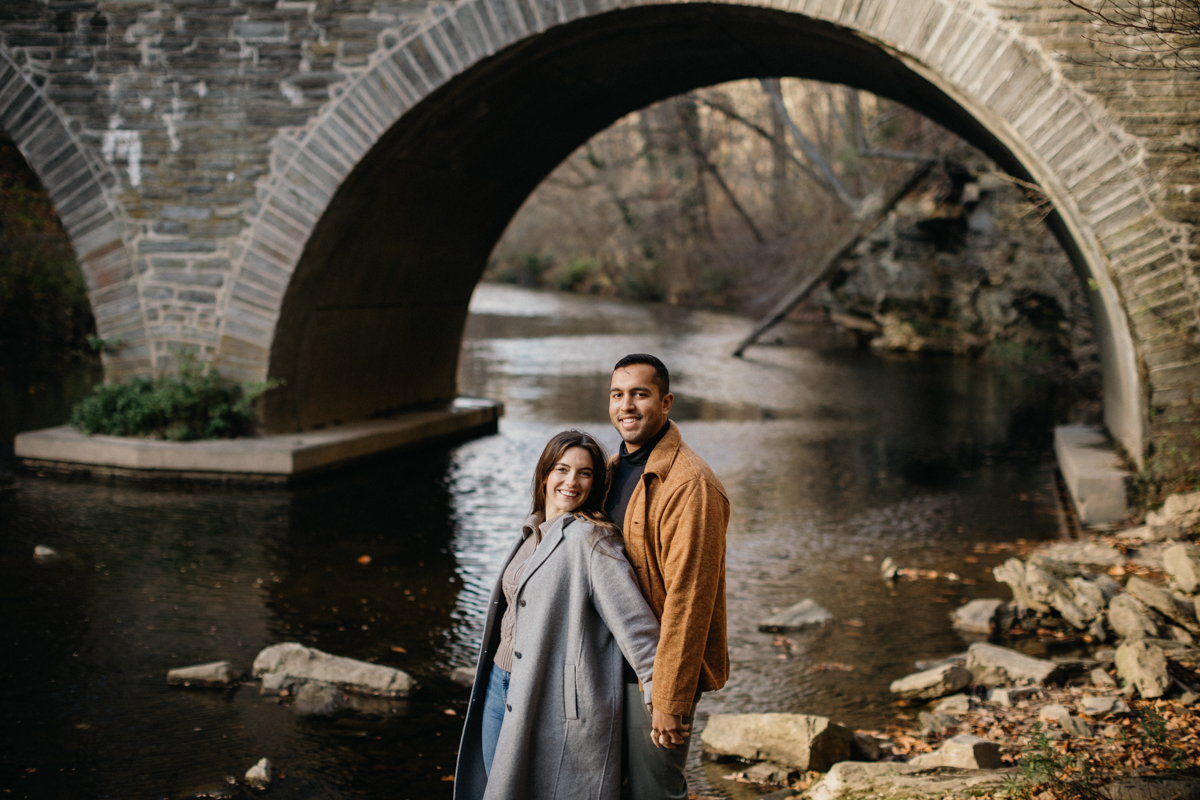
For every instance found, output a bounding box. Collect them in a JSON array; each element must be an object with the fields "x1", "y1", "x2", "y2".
[{"x1": 604, "y1": 353, "x2": 730, "y2": 800}]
